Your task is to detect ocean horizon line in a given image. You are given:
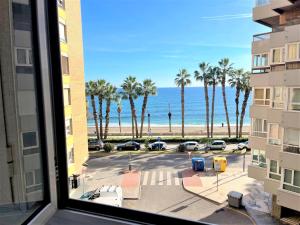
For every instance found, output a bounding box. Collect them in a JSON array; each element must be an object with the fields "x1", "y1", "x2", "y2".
[{"x1": 87, "y1": 123, "x2": 251, "y2": 128}]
